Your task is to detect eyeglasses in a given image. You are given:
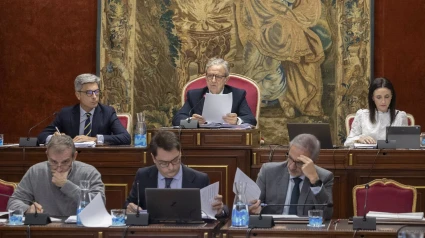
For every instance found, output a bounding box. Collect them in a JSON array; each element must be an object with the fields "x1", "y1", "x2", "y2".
[
  {"x1": 78, "y1": 89, "x2": 101, "y2": 97},
  {"x1": 154, "y1": 155, "x2": 181, "y2": 168},
  {"x1": 48, "y1": 159, "x2": 72, "y2": 170},
  {"x1": 286, "y1": 154, "x2": 304, "y2": 167},
  {"x1": 206, "y1": 74, "x2": 227, "y2": 81}
]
